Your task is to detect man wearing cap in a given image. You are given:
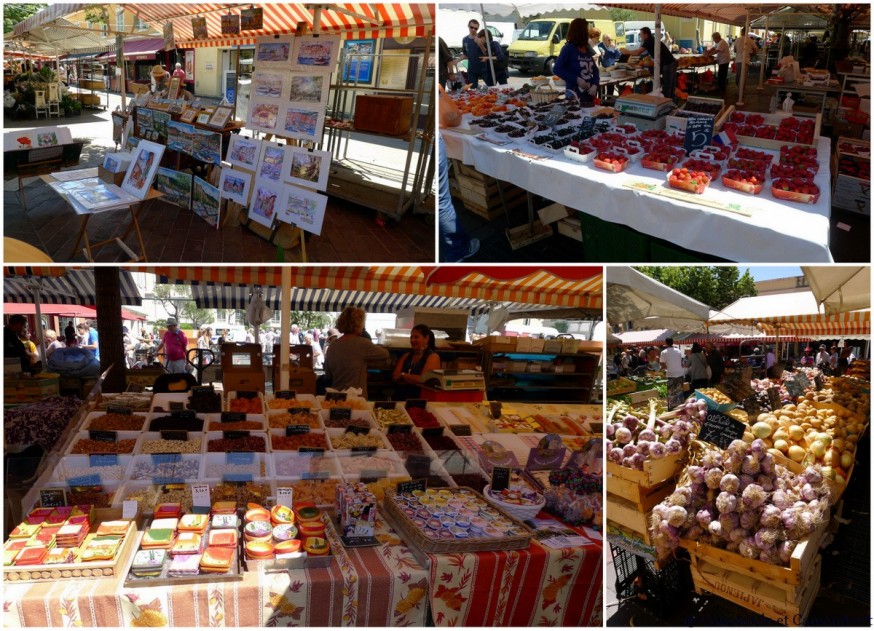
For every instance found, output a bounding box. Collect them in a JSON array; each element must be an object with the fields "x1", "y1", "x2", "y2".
[
  {"x1": 155, "y1": 318, "x2": 189, "y2": 374},
  {"x1": 815, "y1": 344, "x2": 830, "y2": 366}
]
